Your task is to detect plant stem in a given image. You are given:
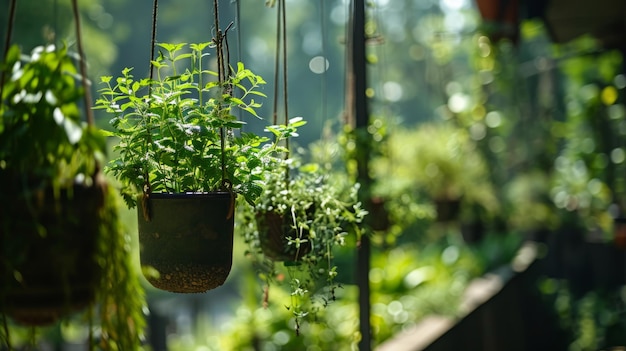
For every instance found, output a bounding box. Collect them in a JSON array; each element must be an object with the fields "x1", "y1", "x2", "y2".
[{"x1": 1, "y1": 313, "x2": 11, "y2": 350}]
